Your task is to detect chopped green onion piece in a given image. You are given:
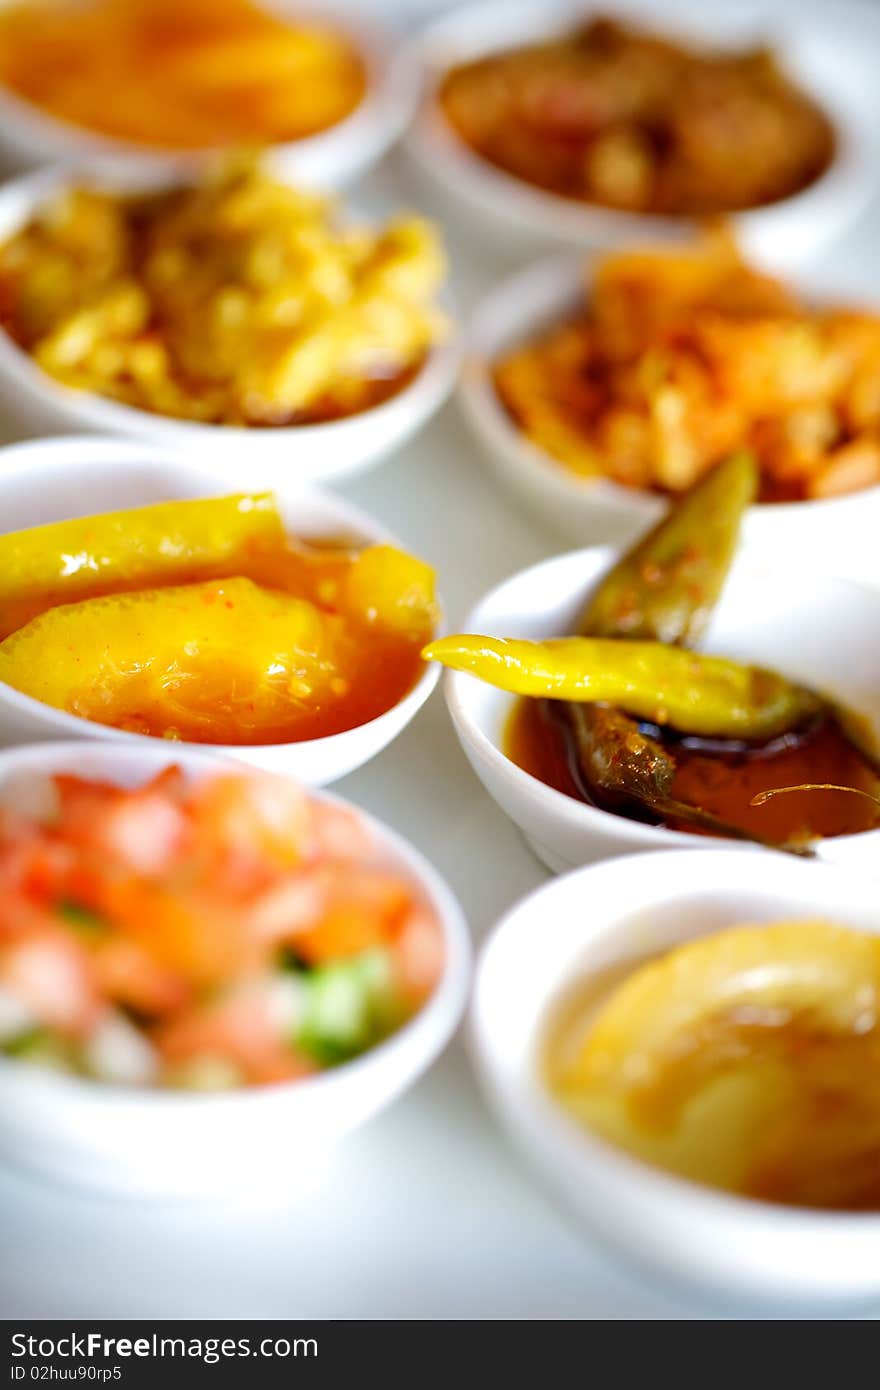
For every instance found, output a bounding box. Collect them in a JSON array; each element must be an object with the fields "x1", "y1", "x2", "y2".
[
  {"x1": 297, "y1": 948, "x2": 403, "y2": 1066},
  {"x1": 58, "y1": 900, "x2": 105, "y2": 936}
]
